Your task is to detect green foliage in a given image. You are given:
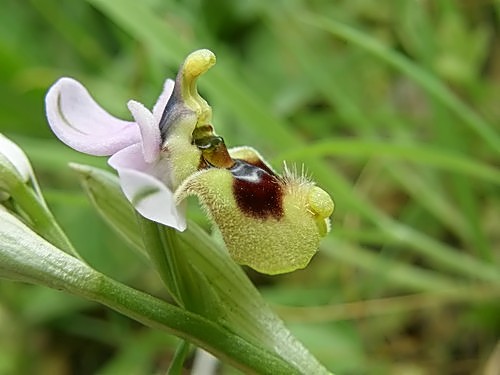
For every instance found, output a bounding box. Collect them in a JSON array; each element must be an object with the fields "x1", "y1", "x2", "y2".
[{"x1": 1, "y1": 0, "x2": 499, "y2": 373}]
